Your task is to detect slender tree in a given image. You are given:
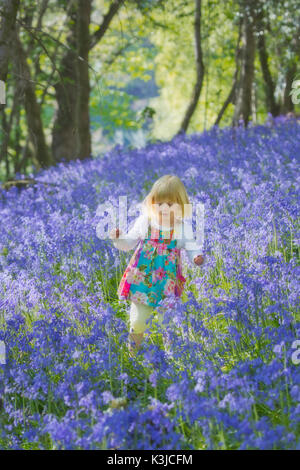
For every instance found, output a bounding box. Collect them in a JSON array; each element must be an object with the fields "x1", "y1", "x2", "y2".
[
  {"x1": 76, "y1": 0, "x2": 91, "y2": 160},
  {"x1": 51, "y1": 1, "x2": 78, "y2": 163},
  {"x1": 0, "y1": 0, "x2": 20, "y2": 84},
  {"x1": 0, "y1": 0, "x2": 20, "y2": 176},
  {"x1": 52, "y1": 0, "x2": 125, "y2": 163},
  {"x1": 177, "y1": 0, "x2": 205, "y2": 135},
  {"x1": 257, "y1": 30, "x2": 280, "y2": 117},
  {"x1": 214, "y1": 18, "x2": 242, "y2": 126},
  {"x1": 232, "y1": 0, "x2": 256, "y2": 127},
  {"x1": 13, "y1": 29, "x2": 52, "y2": 168},
  {"x1": 255, "y1": 1, "x2": 280, "y2": 117}
]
